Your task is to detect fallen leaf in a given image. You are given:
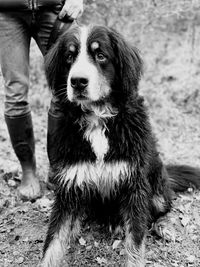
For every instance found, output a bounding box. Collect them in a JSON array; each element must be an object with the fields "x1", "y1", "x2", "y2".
[
  {"x1": 171, "y1": 261, "x2": 179, "y2": 267},
  {"x1": 176, "y1": 205, "x2": 185, "y2": 213},
  {"x1": 120, "y1": 248, "x2": 126, "y2": 255},
  {"x1": 179, "y1": 194, "x2": 193, "y2": 202},
  {"x1": 94, "y1": 241, "x2": 99, "y2": 247},
  {"x1": 10, "y1": 165, "x2": 19, "y2": 175},
  {"x1": 16, "y1": 257, "x2": 24, "y2": 264},
  {"x1": 79, "y1": 237, "x2": 86, "y2": 246},
  {"x1": 15, "y1": 205, "x2": 29, "y2": 214},
  {"x1": 194, "y1": 194, "x2": 200, "y2": 201},
  {"x1": 184, "y1": 203, "x2": 191, "y2": 212},
  {"x1": 112, "y1": 239, "x2": 122, "y2": 250},
  {"x1": 7, "y1": 180, "x2": 16, "y2": 187},
  {"x1": 13, "y1": 251, "x2": 20, "y2": 256},
  {"x1": 193, "y1": 210, "x2": 200, "y2": 226},
  {"x1": 180, "y1": 215, "x2": 190, "y2": 227},
  {"x1": 96, "y1": 257, "x2": 107, "y2": 265},
  {"x1": 185, "y1": 224, "x2": 196, "y2": 234},
  {"x1": 187, "y1": 255, "x2": 195, "y2": 263},
  {"x1": 36, "y1": 197, "x2": 53, "y2": 211},
  {"x1": 190, "y1": 234, "x2": 198, "y2": 241}
]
